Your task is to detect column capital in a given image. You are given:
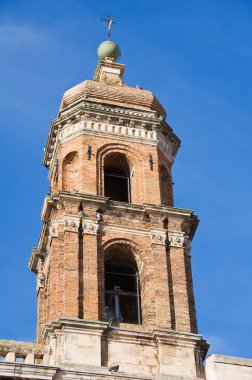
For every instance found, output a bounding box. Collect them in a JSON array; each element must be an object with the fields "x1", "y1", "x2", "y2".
[
  {"x1": 168, "y1": 231, "x2": 185, "y2": 248},
  {"x1": 63, "y1": 215, "x2": 80, "y2": 233},
  {"x1": 82, "y1": 219, "x2": 99, "y2": 235},
  {"x1": 151, "y1": 229, "x2": 167, "y2": 245}
]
